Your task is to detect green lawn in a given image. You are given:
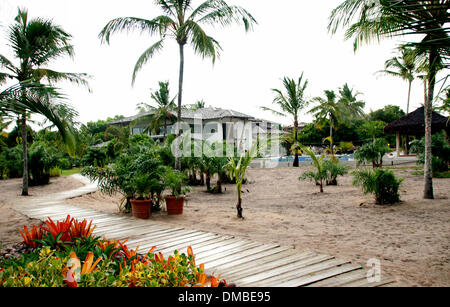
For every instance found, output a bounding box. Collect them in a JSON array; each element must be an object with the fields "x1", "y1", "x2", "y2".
[{"x1": 61, "y1": 168, "x2": 81, "y2": 176}]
